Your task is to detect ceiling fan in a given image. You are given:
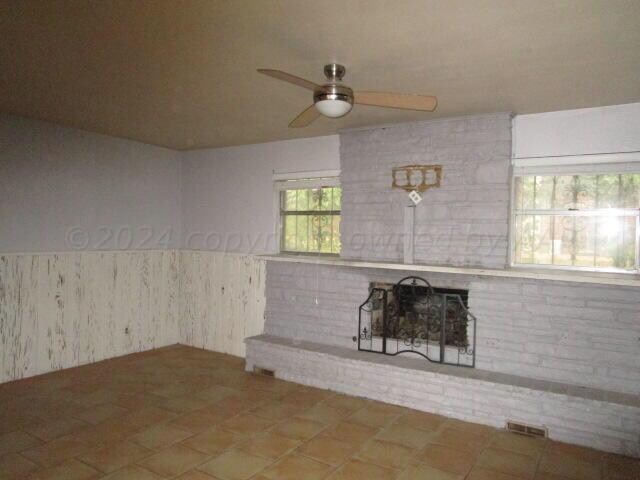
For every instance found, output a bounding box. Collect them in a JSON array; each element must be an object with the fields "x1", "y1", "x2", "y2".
[{"x1": 257, "y1": 63, "x2": 437, "y2": 128}]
